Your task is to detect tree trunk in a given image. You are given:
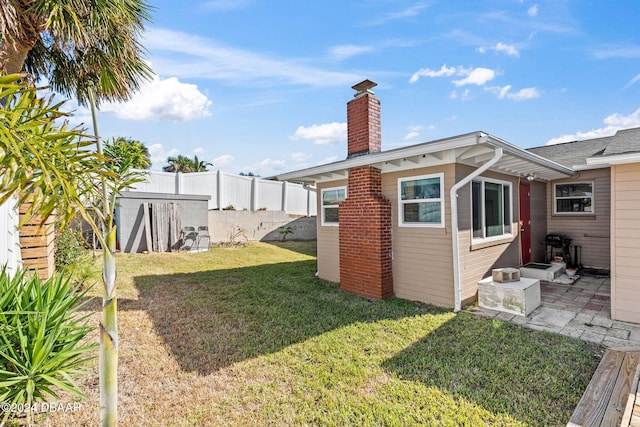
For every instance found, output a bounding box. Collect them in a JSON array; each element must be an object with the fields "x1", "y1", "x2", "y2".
[
  {"x1": 0, "y1": 39, "x2": 32, "y2": 75},
  {"x1": 99, "y1": 227, "x2": 118, "y2": 426},
  {"x1": 90, "y1": 89, "x2": 119, "y2": 427}
]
